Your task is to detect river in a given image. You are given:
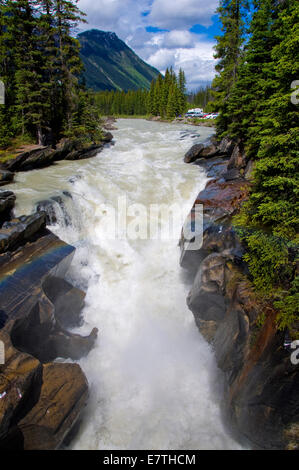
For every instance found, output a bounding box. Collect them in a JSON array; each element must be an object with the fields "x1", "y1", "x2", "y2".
[{"x1": 8, "y1": 119, "x2": 242, "y2": 450}]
